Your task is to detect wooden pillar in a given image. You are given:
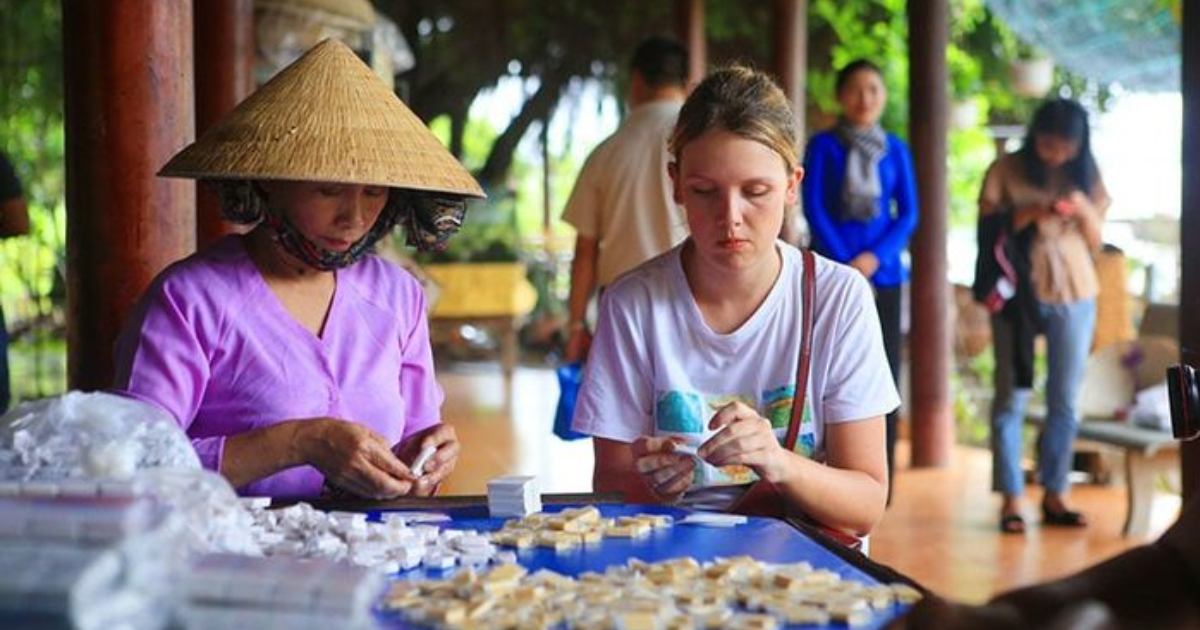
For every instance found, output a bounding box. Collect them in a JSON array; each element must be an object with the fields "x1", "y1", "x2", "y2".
[
  {"x1": 1181, "y1": 0, "x2": 1200, "y2": 500},
  {"x1": 675, "y1": 0, "x2": 706, "y2": 88},
  {"x1": 907, "y1": 0, "x2": 954, "y2": 467},
  {"x1": 63, "y1": 0, "x2": 196, "y2": 391},
  {"x1": 194, "y1": 0, "x2": 254, "y2": 248},
  {"x1": 773, "y1": 0, "x2": 808, "y2": 142}
]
